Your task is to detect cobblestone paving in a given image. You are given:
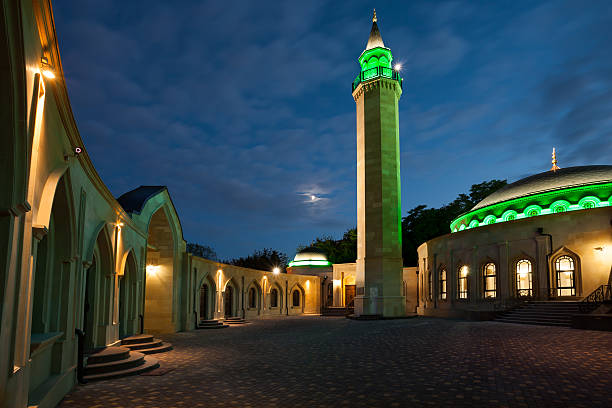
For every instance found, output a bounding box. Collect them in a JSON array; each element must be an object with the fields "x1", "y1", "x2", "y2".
[{"x1": 60, "y1": 317, "x2": 612, "y2": 407}]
